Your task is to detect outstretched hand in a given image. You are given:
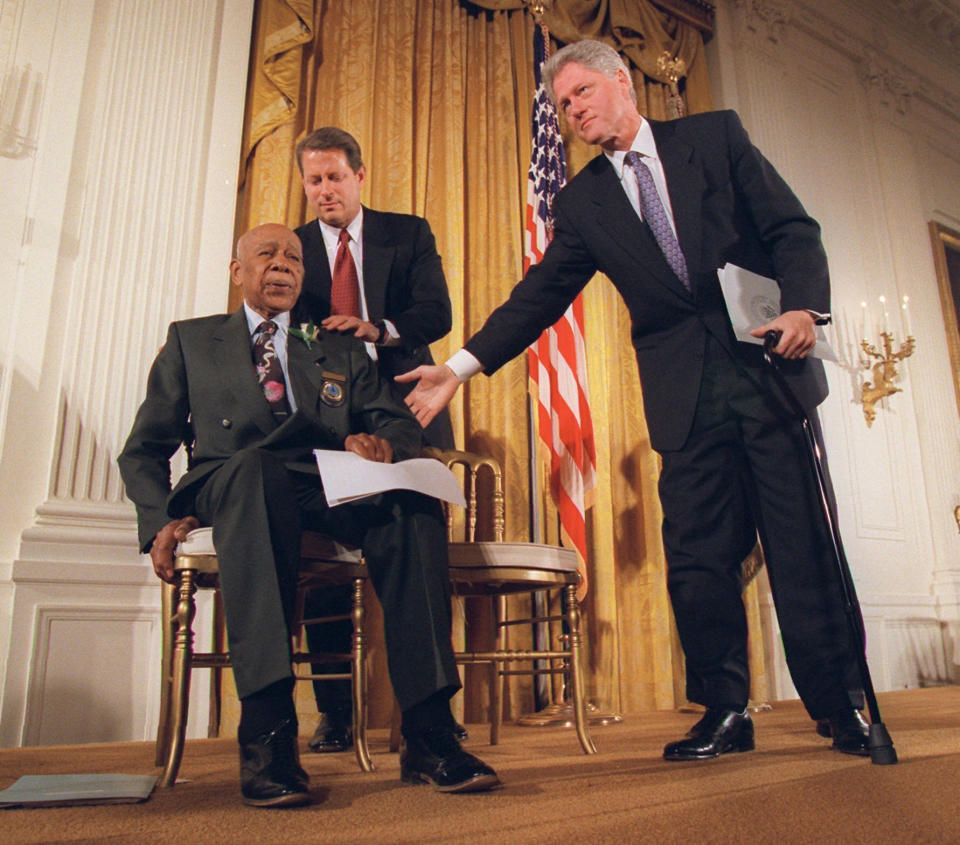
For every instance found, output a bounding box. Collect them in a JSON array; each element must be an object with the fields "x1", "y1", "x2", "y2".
[
  {"x1": 395, "y1": 364, "x2": 461, "y2": 429},
  {"x1": 750, "y1": 309, "x2": 817, "y2": 359}
]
